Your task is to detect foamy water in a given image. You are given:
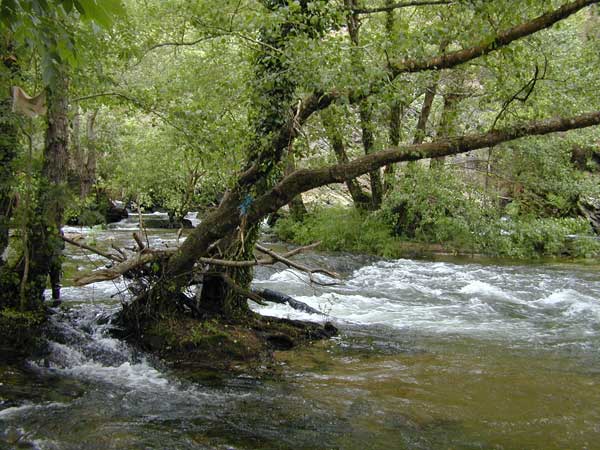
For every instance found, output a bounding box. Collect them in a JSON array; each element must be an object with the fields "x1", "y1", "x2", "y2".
[{"x1": 252, "y1": 259, "x2": 600, "y2": 346}]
